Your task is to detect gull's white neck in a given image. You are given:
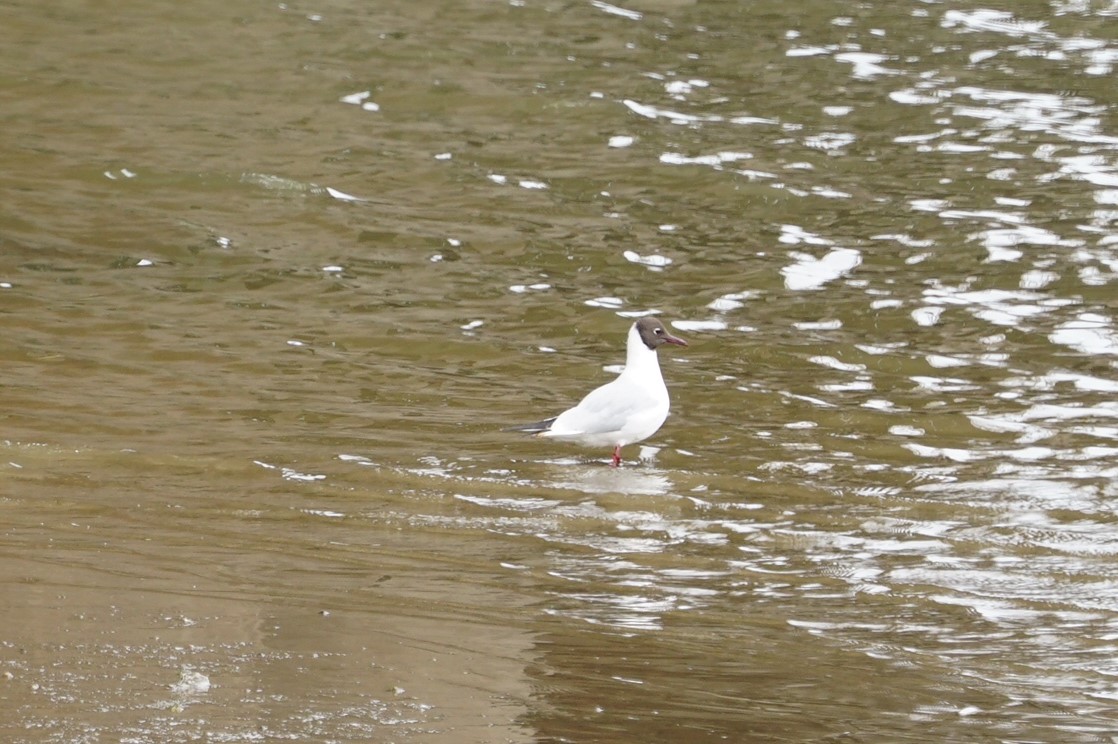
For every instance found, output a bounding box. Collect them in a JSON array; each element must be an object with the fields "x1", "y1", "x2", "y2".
[{"x1": 621, "y1": 322, "x2": 664, "y2": 383}]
